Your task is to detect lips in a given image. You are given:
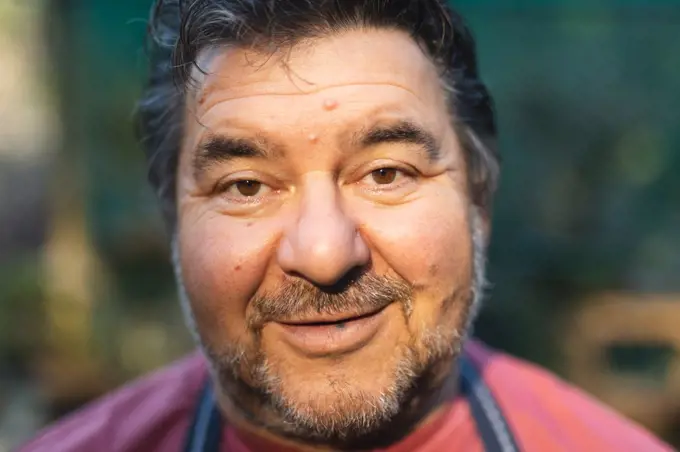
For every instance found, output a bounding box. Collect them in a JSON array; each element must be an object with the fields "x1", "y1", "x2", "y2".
[
  {"x1": 276, "y1": 304, "x2": 389, "y2": 326},
  {"x1": 272, "y1": 303, "x2": 392, "y2": 357}
]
